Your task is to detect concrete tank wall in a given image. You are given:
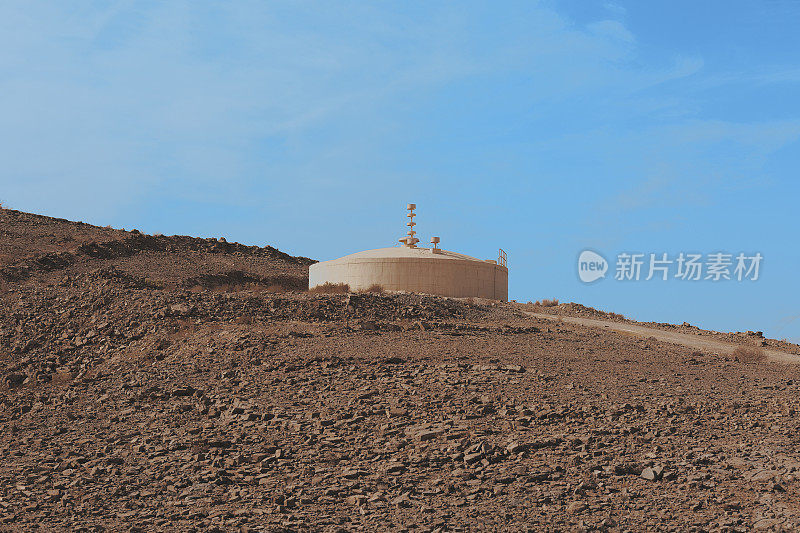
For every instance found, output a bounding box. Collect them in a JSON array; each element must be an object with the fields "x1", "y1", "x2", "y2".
[{"x1": 309, "y1": 253, "x2": 508, "y2": 301}]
